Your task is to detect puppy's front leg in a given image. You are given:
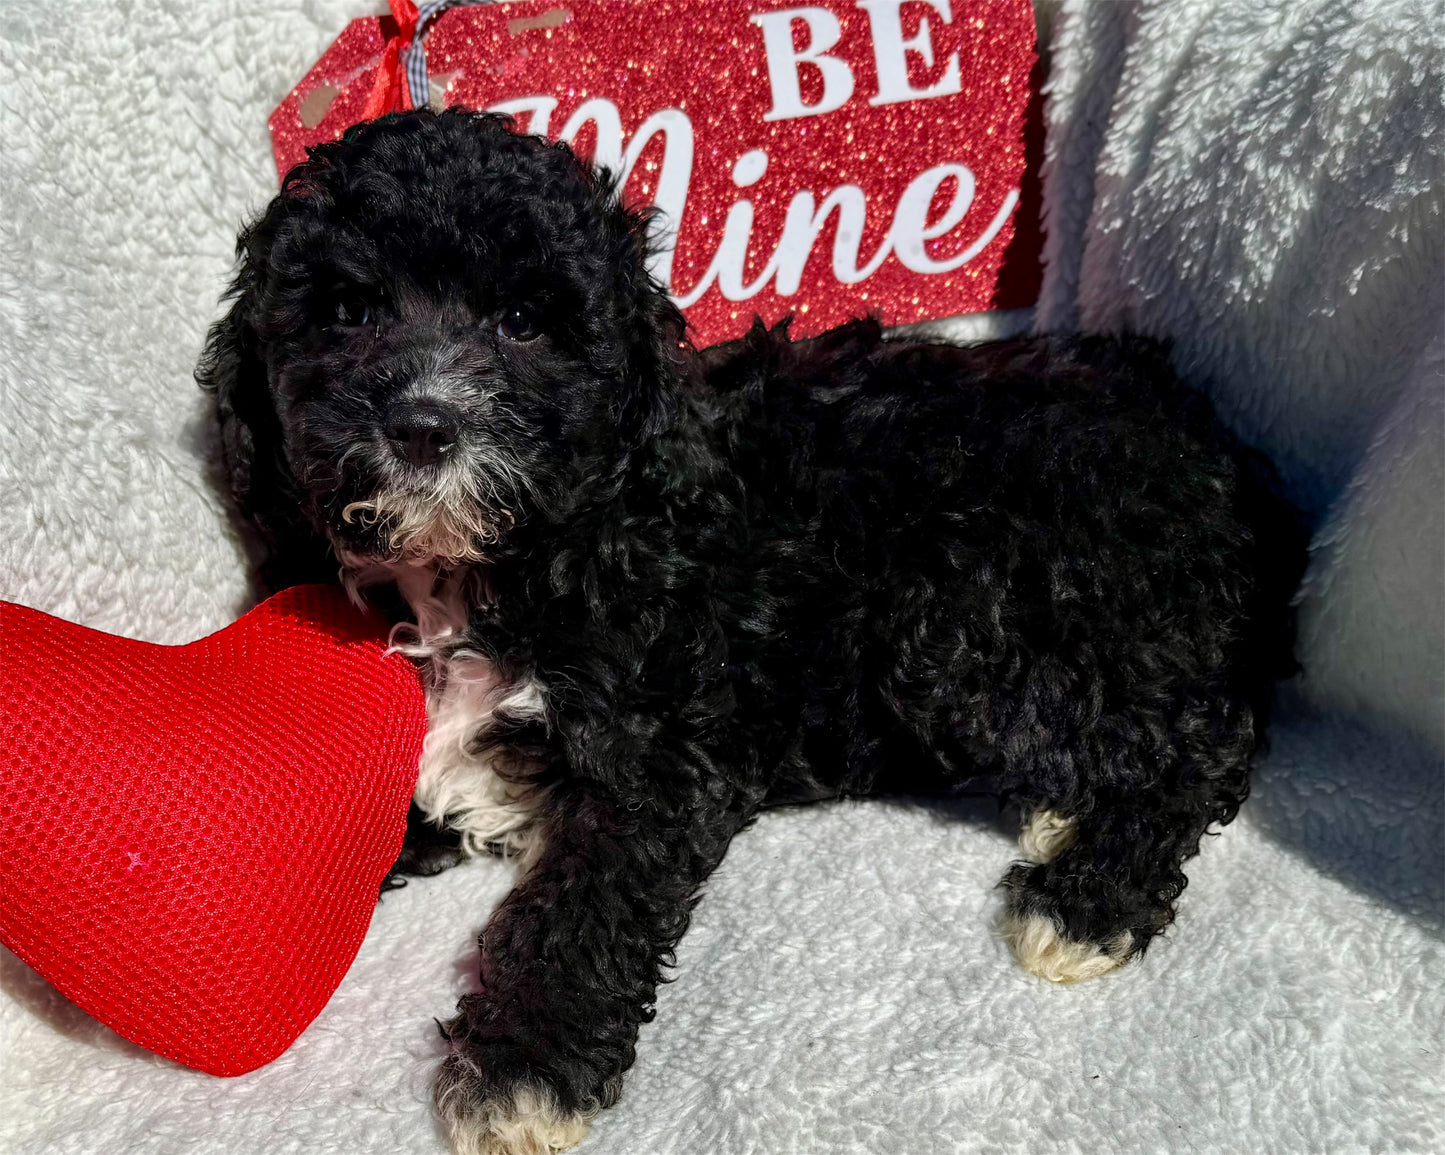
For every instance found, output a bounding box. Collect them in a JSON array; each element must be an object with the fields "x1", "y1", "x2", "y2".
[{"x1": 435, "y1": 773, "x2": 742, "y2": 1155}]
